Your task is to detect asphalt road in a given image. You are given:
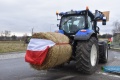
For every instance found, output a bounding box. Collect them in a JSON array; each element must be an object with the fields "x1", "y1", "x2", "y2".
[{"x1": 0, "y1": 50, "x2": 120, "y2": 80}]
